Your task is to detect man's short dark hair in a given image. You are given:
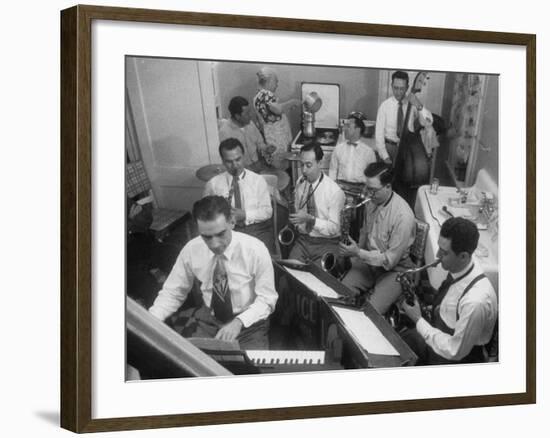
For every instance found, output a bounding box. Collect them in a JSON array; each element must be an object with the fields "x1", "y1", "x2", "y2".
[
  {"x1": 193, "y1": 195, "x2": 231, "y2": 223},
  {"x1": 348, "y1": 113, "x2": 366, "y2": 135},
  {"x1": 228, "y1": 96, "x2": 249, "y2": 118},
  {"x1": 391, "y1": 70, "x2": 409, "y2": 86},
  {"x1": 440, "y1": 217, "x2": 480, "y2": 256},
  {"x1": 300, "y1": 142, "x2": 324, "y2": 161},
  {"x1": 219, "y1": 137, "x2": 245, "y2": 157},
  {"x1": 364, "y1": 162, "x2": 394, "y2": 186}
]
